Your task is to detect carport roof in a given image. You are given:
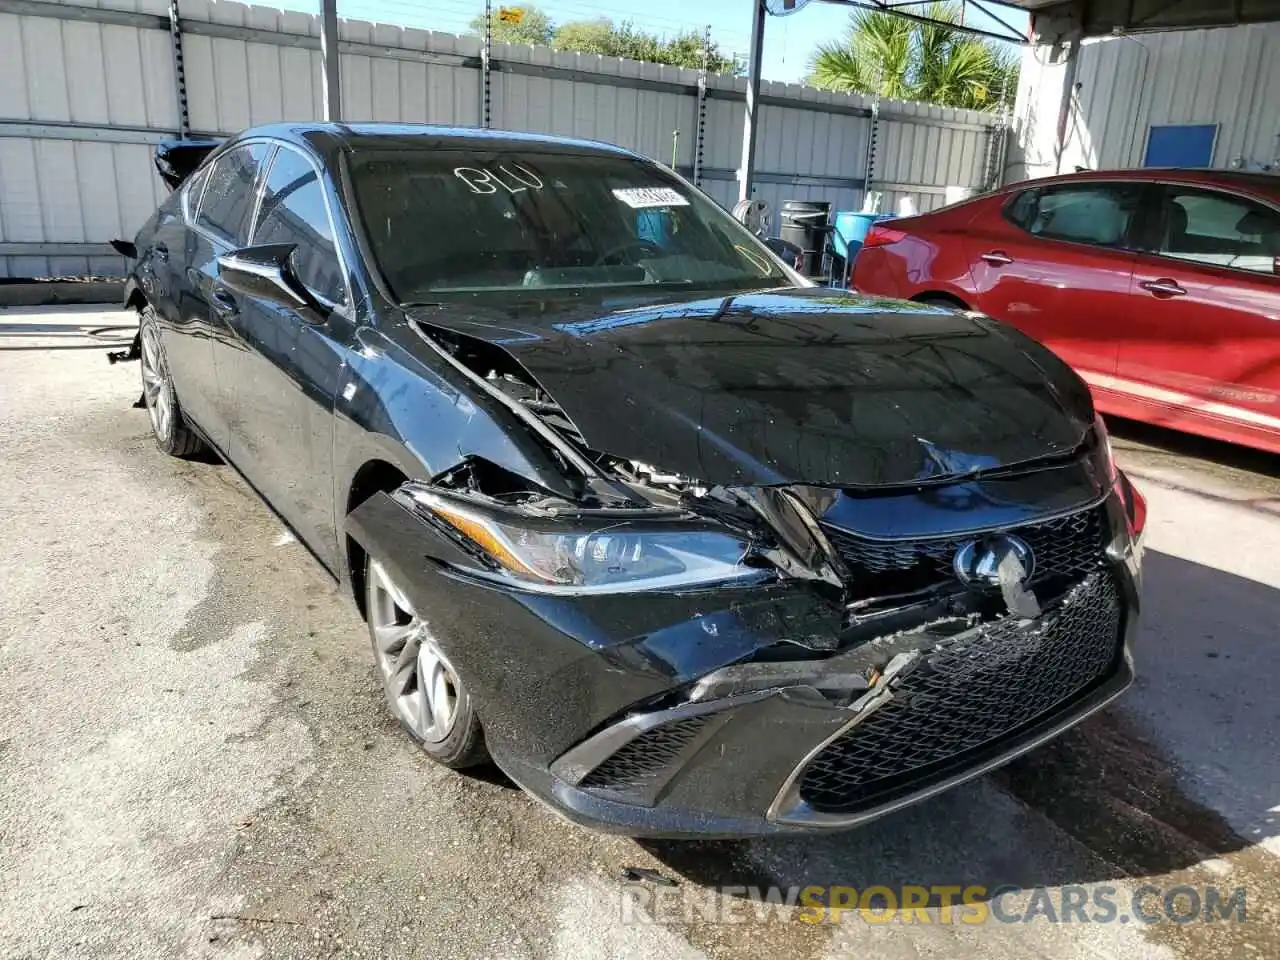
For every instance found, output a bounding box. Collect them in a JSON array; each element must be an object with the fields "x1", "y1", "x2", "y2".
[
  {"x1": 1017, "y1": 0, "x2": 1280, "y2": 41},
  {"x1": 810, "y1": 1, "x2": 1280, "y2": 44}
]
